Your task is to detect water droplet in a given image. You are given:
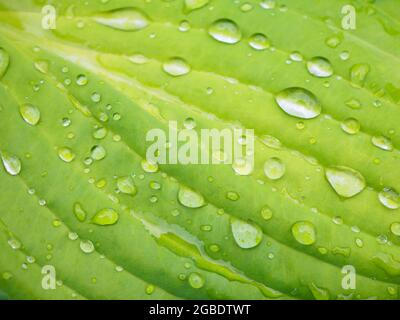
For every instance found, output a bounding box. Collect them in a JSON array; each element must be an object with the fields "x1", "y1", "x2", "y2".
[
  {"x1": 1, "y1": 152, "x2": 21, "y2": 176},
  {"x1": 263, "y1": 157, "x2": 285, "y2": 180},
  {"x1": 209, "y1": 244, "x2": 220, "y2": 252},
  {"x1": 325, "y1": 166, "x2": 366, "y2": 198},
  {"x1": 208, "y1": 19, "x2": 241, "y2": 44},
  {"x1": 91, "y1": 145, "x2": 106, "y2": 160},
  {"x1": 275, "y1": 87, "x2": 321, "y2": 119},
  {"x1": 289, "y1": 51, "x2": 303, "y2": 62},
  {"x1": 91, "y1": 92, "x2": 101, "y2": 103},
  {"x1": 231, "y1": 218, "x2": 263, "y2": 249},
  {"x1": 178, "y1": 186, "x2": 206, "y2": 208},
  {"x1": 162, "y1": 57, "x2": 191, "y2": 76},
  {"x1": 291, "y1": 221, "x2": 316, "y2": 245},
  {"x1": 145, "y1": 284, "x2": 155, "y2": 294},
  {"x1": 2, "y1": 272, "x2": 13, "y2": 280},
  {"x1": 183, "y1": 117, "x2": 196, "y2": 129},
  {"x1": 379, "y1": 188, "x2": 399, "y2": 210},
  {"x1": 73, "y1": 203, "x2": 87, "y2": 222},
  {"x1": 80, "y1": 240, "x2": 95, "y2": 254},
  {"x1": 226, "y1": 191, "x2": 240, "y2": 201},
  {"x1": 19, "y1": 103, "x2": 41, "y2": 126},
  {"x1": 259, "y1": 0, "x2": 276, "y2": 9},
  {"x1": 61, "y1": 117, "x2": 71, "y2": 127},
  {"x1": 325, "y1": 35, "x2": 341, "y2": 48},
  {"x1": 309, "y1": 283, "x2": 330, "y2": 300},
  {"x1": 232, "y1": 157, "x2": 253, "y2": 175},
  {"x1": 0, "y1": 48, "x2": 10, "y2": 79},
  {"x1": 350, "y1": 63, "x2": 370, "y2": 87},
  {"x1": 68, "y1": 232, "x2": 78, "y2": 240},
  {"x1": 390, "y1": 223, "x2": 400, "y2": 236},
  {"x1": 345, "y1": 99, "x2": 361, "y2": 109},
  {"x1": 307, "y1": 57, "x2": 333, "y2": 78},
  {"x1": 58, "y1": 147, "x2": 76, "y2": 163},
  {"x1": 188, "y1": 272, "x2": 205, "y2": 289},
  {"x1": 93, "y1": 127, "x2": 108, "y2": 139},
  {"x1": 248, "y1": 33, "x2": 270, "y2": 50},
  {"x1": 129, "y1": 54, "x2": 149, "y2": 64},
  {"x1": 184, "y1": 0, "x2": 209, "y2": 12},
  {"x1": 76, "y1": 74, "x2": 88, "y2": 86},
  {"x1": 8, "y1": 238, "x2": 21, "y2": 250},
  {"x1": 141, "y1": 159, "x2": 158, "y2": 173},
  {"x1": 179, "y1": 20, "x2": 191, "y2": 32},
  {"x1": 339, "y1": 51, "x2": 350, "y2": 61},
  {"x1": 260, "y1": 206, "x2": 273, "y2": 220},
  {"x1": 117, "y1": 176, "x2": 137, "y2": 195},
  {"x1": 371, "y1": 136, "x2": 393, "y2": 151},
  {"x1": 260, "y1": 135, "x2": 282, "y2": 149},
  {"x1": 341, "y1": 118, "x2": 360, "y2": 135},
  {"x1": 92, "y1": 208, "x2": 119, "y2": 225},
  {"x1": 34, "y1": 60, "x2": 49, "y2": 74},
  {"x1": 93, "y1": 8, "x2": 150, "y2": 31}
]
